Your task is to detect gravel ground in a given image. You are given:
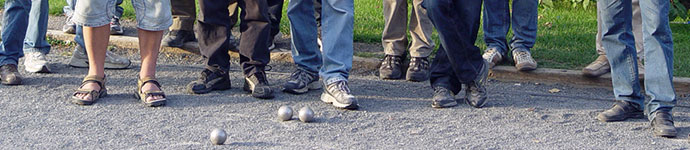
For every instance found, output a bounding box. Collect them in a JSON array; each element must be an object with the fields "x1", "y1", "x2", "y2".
[{"x1": 0, "y1": 47, "x2": 689, "y2": 149}]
